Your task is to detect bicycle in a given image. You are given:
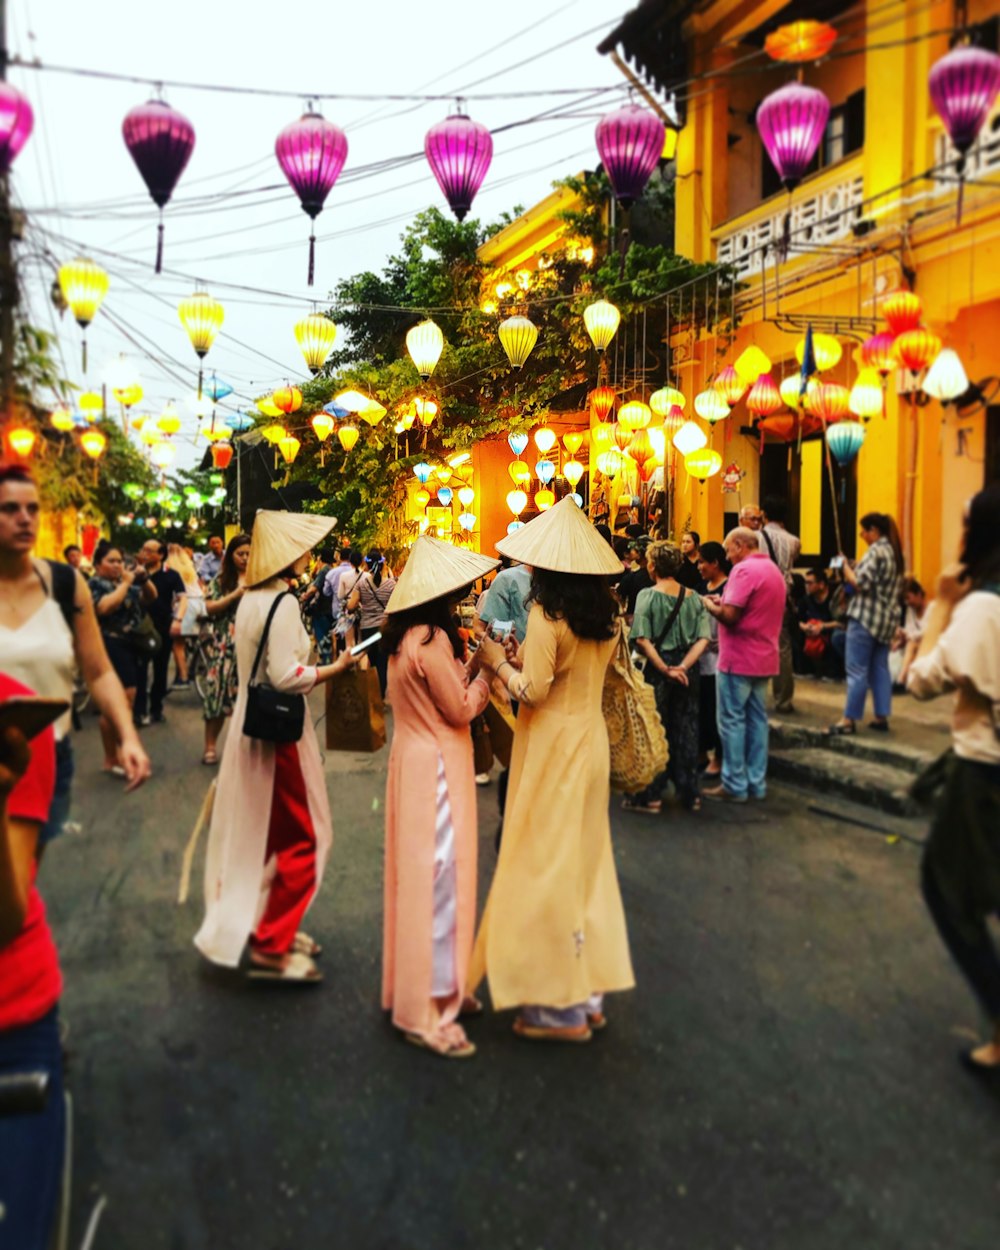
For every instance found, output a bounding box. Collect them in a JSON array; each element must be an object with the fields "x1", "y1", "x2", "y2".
[{"x1": 183, "y1": 633, "x2": 215, "y2": 703}]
